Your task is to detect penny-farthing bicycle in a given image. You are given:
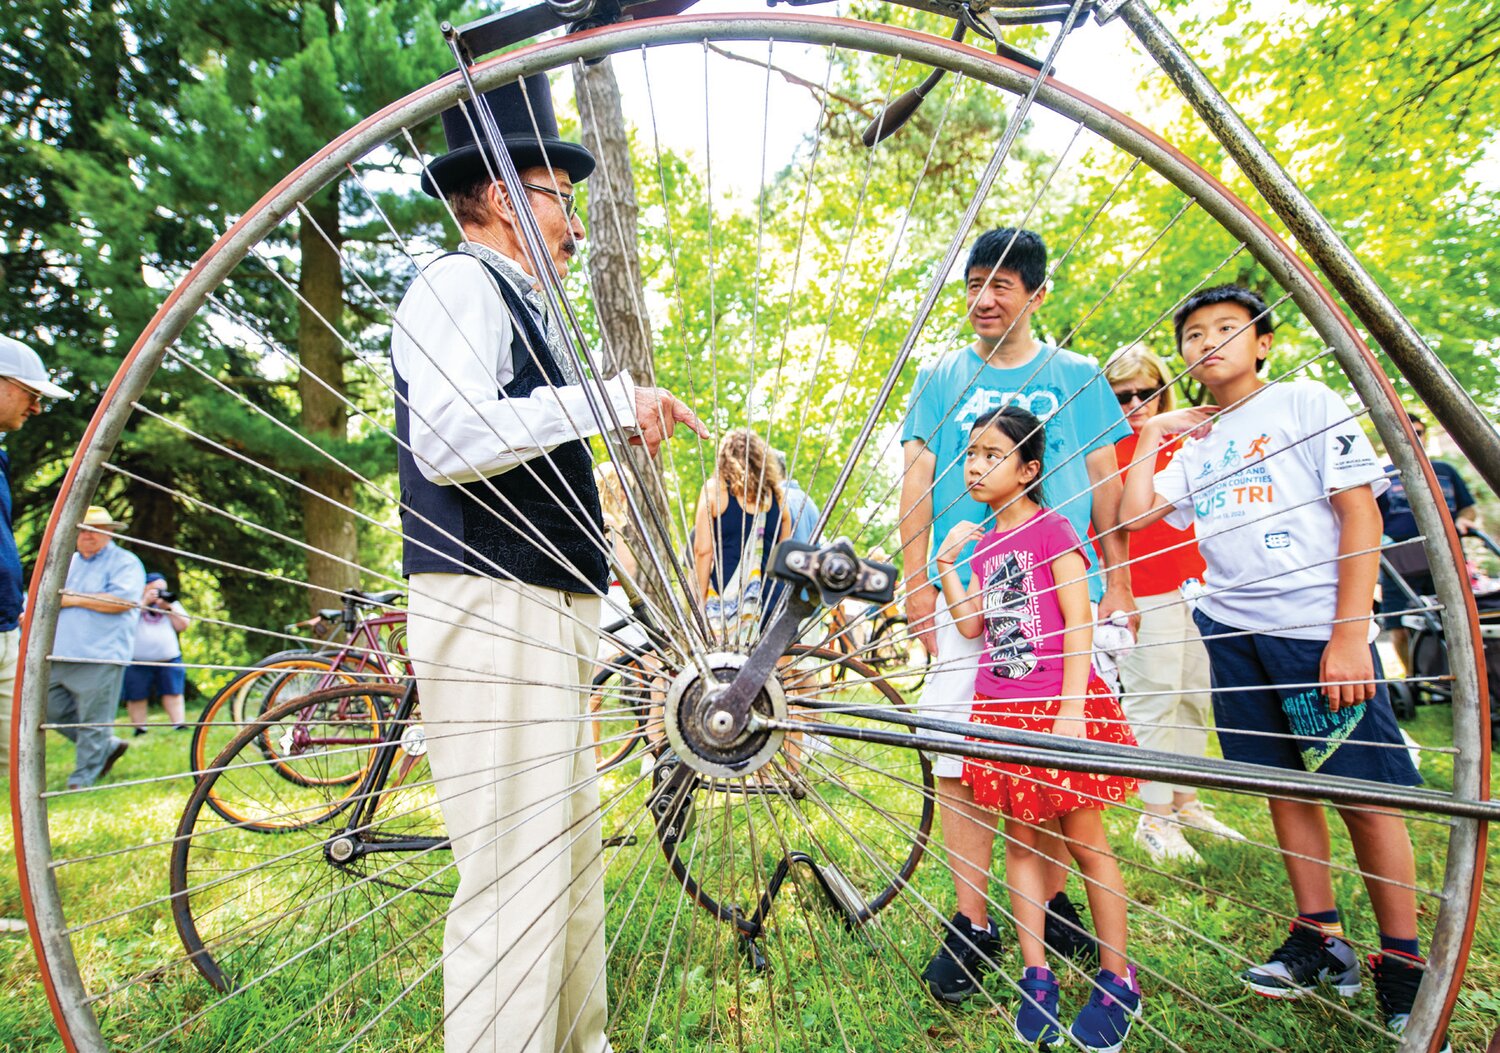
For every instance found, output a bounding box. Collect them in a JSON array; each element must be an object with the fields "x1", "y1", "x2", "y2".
[{"x1": 11, "y1": 2, "x2": 1496, "y2": 1051}]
